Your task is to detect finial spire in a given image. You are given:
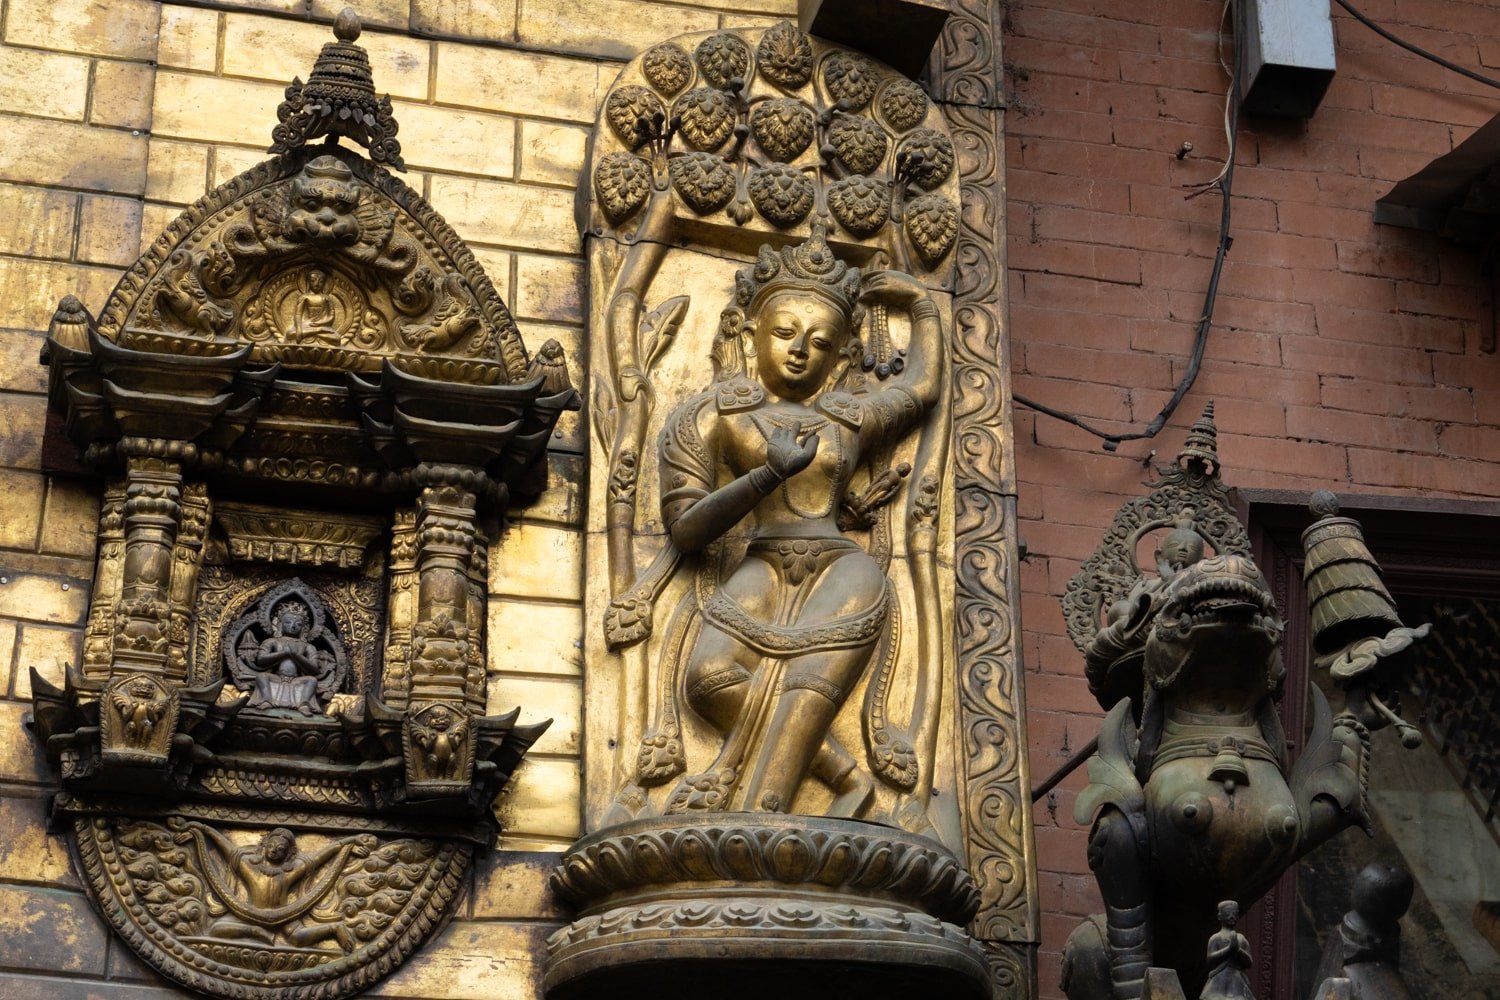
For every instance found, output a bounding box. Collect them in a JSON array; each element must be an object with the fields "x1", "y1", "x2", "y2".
[
  {"x1": 1178, "y1": 401, "x2": 1219, "y2": 475},
  {"x1": 269, "y1": 7, "x2": 405, "y2": 170}
]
